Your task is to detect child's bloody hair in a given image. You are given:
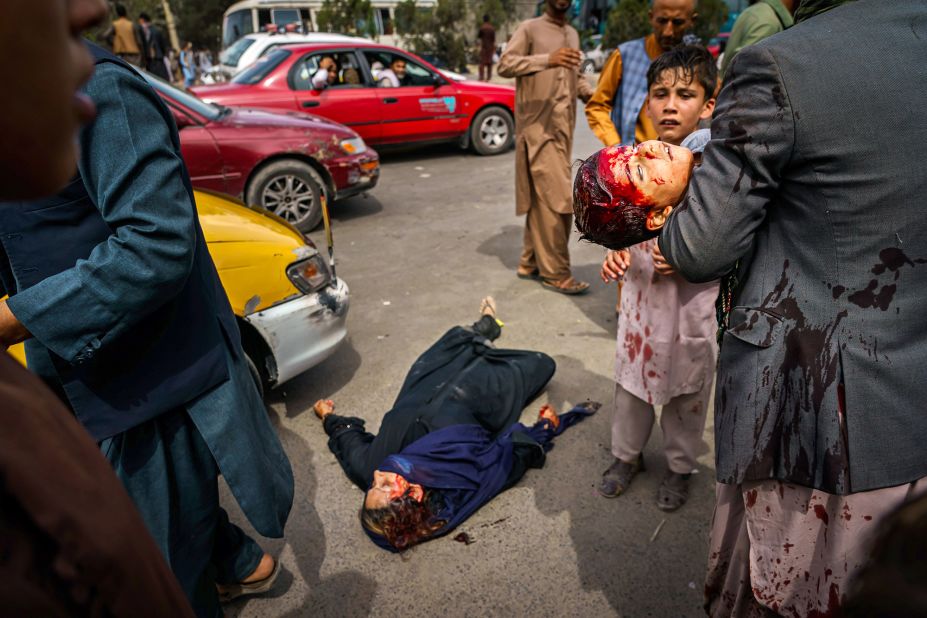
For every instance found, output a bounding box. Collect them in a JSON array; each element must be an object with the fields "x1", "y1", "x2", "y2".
[{"x1": 572, "y1": 148, "x2": 659, "y2": 250}]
